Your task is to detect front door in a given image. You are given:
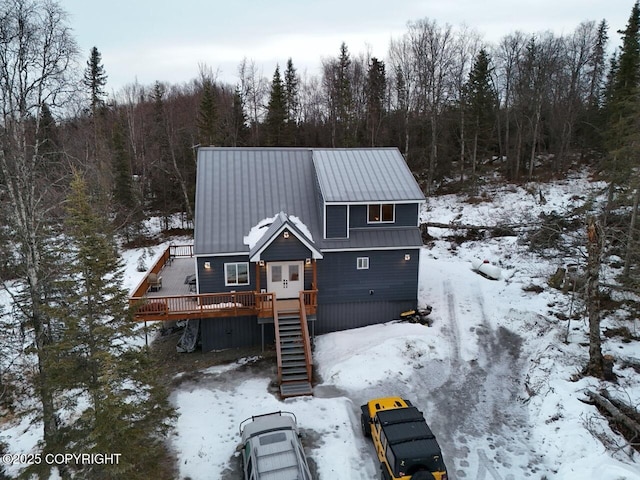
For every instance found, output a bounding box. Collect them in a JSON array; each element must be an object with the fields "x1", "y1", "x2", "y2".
[{"x1": 267, "y1": 261, "x2": 304, "y2": 299}]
